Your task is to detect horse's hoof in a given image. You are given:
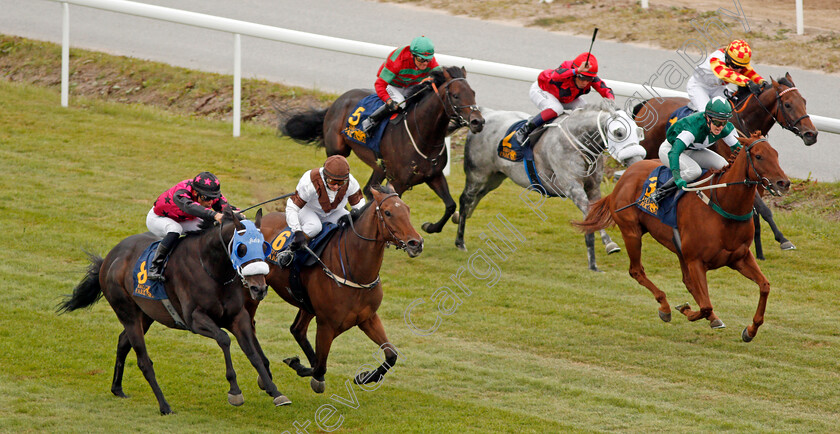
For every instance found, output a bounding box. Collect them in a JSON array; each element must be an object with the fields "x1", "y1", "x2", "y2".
[
  {"x1": 780, "y1": 241, "x2": 796, "y2": 251},
  {"x1": 709, "y1": 318, "x2": 726, "y2": 329},
  {"x1": 455, "y1": 241, "x2": 467, "y2": 252},
  {"x1": 111, "y1": 389, "x2": 128, "y2": 398},
  {"x1": 742, "y1": 327, "x2": 754, "y2": 342},
  {"x1": 675, "y1": 302, "x2": 691, "y2": 313},
  {"x1": 310, "y1": 378, "x2": 326, "y2": 394},
  {"x1": 228, "y1": 393, "x2": 245, "y2": 406},
  {"x1": 274, "y1": 395, "x2": 292, "y2": 406},
  {"x1": 160, "y1": 405, "x2": 173, "y2": 415},
  {"x1": 354, "y1": 370, "x2": 383, "y2": 385},
  {"x1": 658, "y1": 310, "x2": 671, "y2": 322},
  {"x1": 605, "y1": 242, "x2": 621, "y2": 254},
  {"x1": 421, "y1": 222, "x2": 435, "y2": 233},
  {"x1": 283, "y1": 356, "x2": 299, "y2": 367},
  {"x1": 451, "y1": 212, "x2": 460, "y2": 224}
]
